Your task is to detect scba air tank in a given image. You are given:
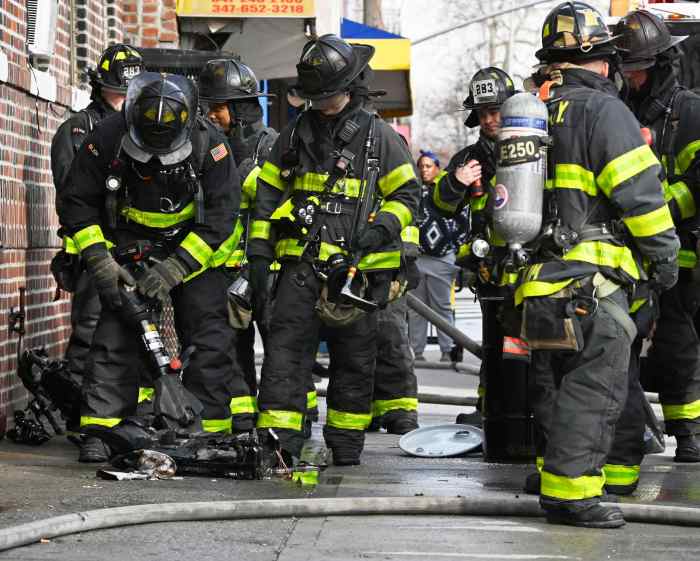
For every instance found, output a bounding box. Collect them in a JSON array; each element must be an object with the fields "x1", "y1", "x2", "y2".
[{"x1": 492, "y1": 92, "x2": 548, "y2": 249}]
